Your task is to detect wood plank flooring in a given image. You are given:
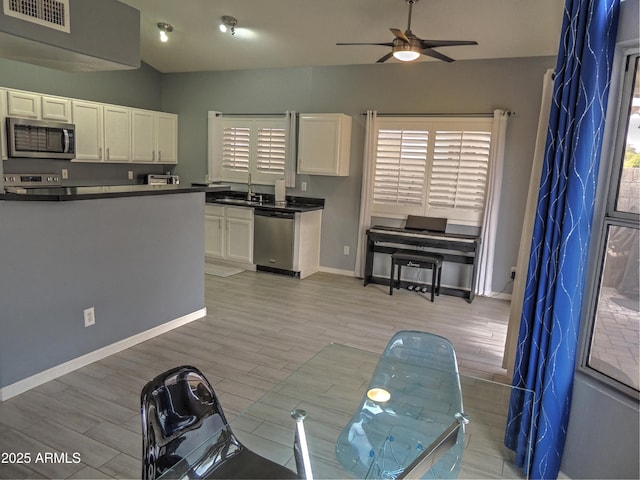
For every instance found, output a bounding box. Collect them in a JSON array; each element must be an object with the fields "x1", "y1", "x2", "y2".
[{"x1": 0, "y1": 271, "x2": 515, "y2": 479}]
